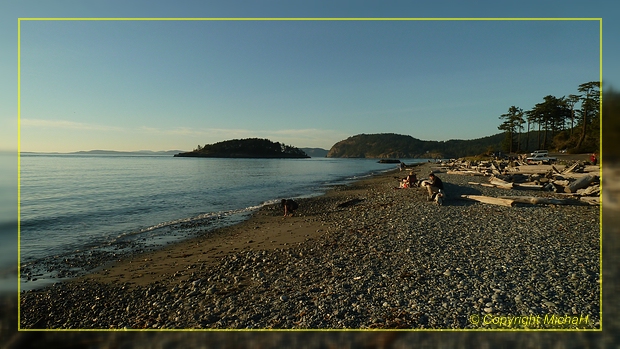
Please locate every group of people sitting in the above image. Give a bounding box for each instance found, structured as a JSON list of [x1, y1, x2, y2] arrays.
[[396, 170, 445, 204], [284, 170, 446, 217]]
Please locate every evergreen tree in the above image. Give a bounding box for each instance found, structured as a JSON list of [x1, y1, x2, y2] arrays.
[[576, 81, 600, 149], [498, 106, 523, 153]]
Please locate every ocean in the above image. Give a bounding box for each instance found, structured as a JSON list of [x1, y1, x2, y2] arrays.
[[17, 154, 425, 290]]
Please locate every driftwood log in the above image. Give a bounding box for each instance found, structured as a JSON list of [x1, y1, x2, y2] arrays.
[[579, 196, 600, 206], [468, 181, 497, 188], [499, 196, 590, 206], [489, 177, 514, 189], [513, 183, 544, 190], [565, 175, 597, 193], [447, 170, 485, 176], [562, 162, 580, 174], [460, 194, 597, 207], [576, 186, 601, 196], [460, 195, 515, 207], [488, 177, 543, 190]]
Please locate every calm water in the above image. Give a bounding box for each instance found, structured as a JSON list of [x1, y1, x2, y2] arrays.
[[19, 154, 424, 289]]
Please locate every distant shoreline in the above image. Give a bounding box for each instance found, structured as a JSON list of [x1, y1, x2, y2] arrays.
[[173, 152, 310, 159], [20, 150, 186, 156]]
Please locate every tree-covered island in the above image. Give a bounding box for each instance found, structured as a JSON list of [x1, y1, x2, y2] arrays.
[[174, 138, 310, 158]]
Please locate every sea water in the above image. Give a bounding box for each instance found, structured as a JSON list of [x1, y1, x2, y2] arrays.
[[17, 154, 426, 289]]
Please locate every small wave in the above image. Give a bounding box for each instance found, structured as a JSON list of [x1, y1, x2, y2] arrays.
[[111, 200, 278, 242]]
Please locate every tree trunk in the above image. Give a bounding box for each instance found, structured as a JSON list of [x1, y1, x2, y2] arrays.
[[543, 121, 548, 149], [526, 122, 530, 151], [577, 107, 587, 149]]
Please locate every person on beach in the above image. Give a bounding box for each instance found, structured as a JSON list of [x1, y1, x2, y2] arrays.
[[422, 173, 444, 201], [397, 178, 409, 189], [395, 171, 418, 189], [281, 199, 299, 217], [590, 153, 597, 165], [406, 171, 419, 187]]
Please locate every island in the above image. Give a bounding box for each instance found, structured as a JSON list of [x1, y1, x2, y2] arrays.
[[174, 138, 310, 158]]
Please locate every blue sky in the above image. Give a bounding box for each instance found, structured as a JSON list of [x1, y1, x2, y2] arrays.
[[0, 1, 616, 152]]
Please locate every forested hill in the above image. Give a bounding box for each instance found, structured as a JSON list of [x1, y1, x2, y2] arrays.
[[326, 133, 505, 159], [174, 138, 310, 158]]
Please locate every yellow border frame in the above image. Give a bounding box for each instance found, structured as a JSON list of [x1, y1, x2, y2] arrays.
[[17, 17, 603, 333]]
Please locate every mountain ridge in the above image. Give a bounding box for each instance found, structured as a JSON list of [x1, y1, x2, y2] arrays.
[[326, 133, 506, 159]]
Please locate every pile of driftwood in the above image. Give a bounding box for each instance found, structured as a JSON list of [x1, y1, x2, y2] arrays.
[[440, 160, 600, 207]]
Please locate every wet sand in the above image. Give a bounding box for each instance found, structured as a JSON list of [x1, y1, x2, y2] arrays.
[[84, 213, 327, 288]]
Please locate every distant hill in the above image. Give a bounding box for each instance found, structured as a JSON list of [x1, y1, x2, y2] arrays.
[[327, 133, 505, 159], [300, 148, 329, 158], [175, 138, 310, 158]]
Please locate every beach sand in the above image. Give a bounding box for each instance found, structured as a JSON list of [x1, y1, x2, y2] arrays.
[[84, 212, 326, 288], [19, 162, 601, 330]]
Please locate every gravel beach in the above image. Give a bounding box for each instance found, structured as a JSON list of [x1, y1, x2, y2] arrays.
[[19, 162, 601, 330]]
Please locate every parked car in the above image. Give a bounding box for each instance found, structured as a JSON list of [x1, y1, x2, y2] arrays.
[[530, 150, 549, 157], [526, 153, 557, 164]]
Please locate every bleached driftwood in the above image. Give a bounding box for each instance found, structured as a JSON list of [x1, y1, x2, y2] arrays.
[[579, 196, 600, 206], [562, 162, 581, 174], [447, 170, 485, 176], [489, 177, 514, 189], [460, 195, 515, 207], [499, 196, 590, 206], [468, 181, 497, 188], [565, 175, 597, 193], [576, 185, 601, 196], [513, 183, 544, 190], [553, 180, 571, 187]]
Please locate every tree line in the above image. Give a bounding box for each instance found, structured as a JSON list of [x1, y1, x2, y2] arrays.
[[498, 81, 600, 154]]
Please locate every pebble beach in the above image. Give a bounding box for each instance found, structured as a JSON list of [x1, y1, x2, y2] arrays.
[[19, 162, 601, 330]]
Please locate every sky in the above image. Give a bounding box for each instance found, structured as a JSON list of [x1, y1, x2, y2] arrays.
[[0, 1, 617, 153]]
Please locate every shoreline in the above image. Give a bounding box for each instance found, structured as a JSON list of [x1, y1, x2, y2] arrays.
[[80, 163, 426, 288], [20, 162, 601, 329], [18, 158, 403, 291]]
